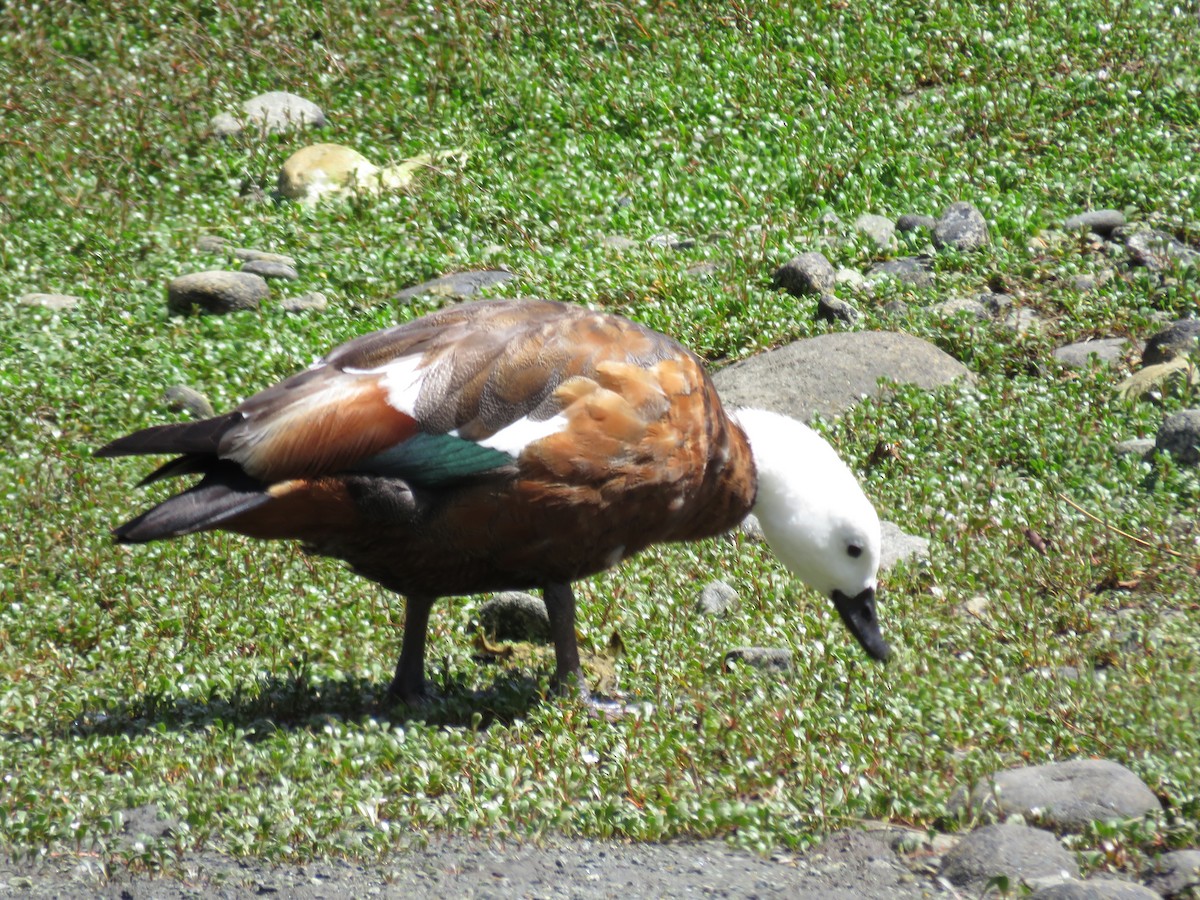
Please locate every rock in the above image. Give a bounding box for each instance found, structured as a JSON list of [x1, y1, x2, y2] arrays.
[[393, 269, 517, 302], [17, 292, 80, 311], [712, 331, 971, 423], [647, 232, 695, 250], [1124, 229, 1199, 271], [1144, 849, 1200, 898], [599, 235, 638, 251], [684, 261, 721, 280], [929, 296, 989, 319], [773, 251, 836, 296], [1064, 210, 1126, 238], [816, 294, 859, 325], [932, 201, 990, 252], [280, 291, 329, 313], [738, 513, 765, 542], [854, 214, 895, 248], [696, 581, 738, 616], [1029, 877, 1163, 899], [276, 144, 457, 205], [1142, 319, 1200, 366], [879, 522, 928, 572], [233, 248, 297, 266], [865, 256, 934, 289], [1156, 409, 1200, 465], [1004, 307, 1042, 334], [210, 91, 326, 137], [195, 235, 233, 253], [1113, 438, 1155, 458], [895, 214, 936, 234], [835, 267, 867, 291], [167, 270, 269, 315], [241, 259, 299, 280], [1053, 338, 1131, 368], [477, 592, 550, 643], [950, 759, 1161, 830], [724, 647, 793, 673], [938, 823, 1078, 893], [161, 385, 214, 420]]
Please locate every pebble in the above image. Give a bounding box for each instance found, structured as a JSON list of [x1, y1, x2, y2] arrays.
[[166, 270, 269, 315], [895, 214, 937, 233], [938, 823, 1078, 893], [280, 291, 329, 313], [477, 592, 550, 643], [949, 759, 1161, 830], [932, 201, 990, 252], [210, 91, 326, 137], [696, 580, 738, 616], [1142, 319, 1200, 365], [853, 213, 895, 248], [1053, 338, 1131, 367], [161, 385, 214, 419], [17, 292, 80, 311], [1156, 409, 1200, 465], [865, 256, 934, 288], [241, 259, 299, 280], [724, 647, 793, 673], [394, 270, 517, 302], [1064, 209, 1126, 237], [816, 293, 858, 325], [1143, 849, 1200, 898], [773, 251, 836, 296]]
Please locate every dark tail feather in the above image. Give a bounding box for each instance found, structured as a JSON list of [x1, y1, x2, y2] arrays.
[[137, 454, 212, 487], [113, 462, 270, 543], [96, 411, 244, 459]]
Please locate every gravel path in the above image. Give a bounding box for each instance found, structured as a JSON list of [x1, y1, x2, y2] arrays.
[[1, 829, 948, 898]]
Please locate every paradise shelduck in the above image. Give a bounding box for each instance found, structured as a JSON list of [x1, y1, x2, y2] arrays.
[[97, 298, 888, 707]]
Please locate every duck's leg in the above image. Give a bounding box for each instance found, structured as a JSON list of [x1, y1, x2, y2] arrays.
[[542, 581, 589, 697], [387, 594, 435, 704]]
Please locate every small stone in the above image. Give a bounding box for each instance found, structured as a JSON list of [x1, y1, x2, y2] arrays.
[[195, 235, 233, 254], [280, 292, 328, 313], [961, 595, 990, 619], [835, 268, 867, 291], [930, 296, 989, 319], [647, 232, 694, 250], [724, 647, 793, 673], [684, 261, 721, 280], [1156, 409, 1200, 465], [167, 270, 269, 316], [979, 292, 1014, 318], [161, 385, 214, 419], [1053, 338, 1131, 368], [1124, 229, 1199, 271], [895, 214, 936, 233], [773, 251, 836, 296], [879, 521, 929, 572], [933, 201, 990, 252], [1113, 438, 1155, 458], [938, 823, 1078, 893], [738, 513, 765, 542], [865, 256, 934, 289], [599, 235, 638, 251], [477, 592, 550, 643], [1142, 319, 1200, 366], [1004, 308, 1042, 334], [394, 270, 517, 302], [17, 292, 80, 311], [816, 293, 858, 325], [210, 91, 326, 137], [853, 213, 895, 248], [950, 759, 1161, 830], [242, 259, 299, 280], [1064, 209, 1126, 238], [233, 248, 298, 266], [1028, 877, 1163, 899], [696, 581, 738, 616], [1144, 849, 1200, 898]]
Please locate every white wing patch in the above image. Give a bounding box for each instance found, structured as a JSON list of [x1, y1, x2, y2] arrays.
[[460, 412, 571, 457], [344, 355, 427, 416]]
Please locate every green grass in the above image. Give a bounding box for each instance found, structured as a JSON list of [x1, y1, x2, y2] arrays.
[[2, 0, 1199, 874]]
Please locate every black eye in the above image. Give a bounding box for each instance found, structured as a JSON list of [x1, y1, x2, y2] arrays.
[[847, 544, 863, 558]]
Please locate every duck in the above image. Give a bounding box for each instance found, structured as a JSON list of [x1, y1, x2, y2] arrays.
[[97, 298, 888, 706]]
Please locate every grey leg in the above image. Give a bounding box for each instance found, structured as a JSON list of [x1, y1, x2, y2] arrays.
[[543, 582, 589, 697], [387, 594, 435, 704]]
